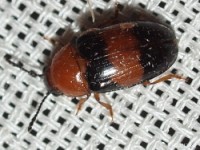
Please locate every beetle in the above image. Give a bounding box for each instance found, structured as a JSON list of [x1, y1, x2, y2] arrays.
[[4, 2, 185, 132]]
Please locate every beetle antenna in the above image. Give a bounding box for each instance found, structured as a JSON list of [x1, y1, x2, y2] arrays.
[[4, 54, 43, 77], [28, 91, 51, 132], [87, 0, 95, 22]]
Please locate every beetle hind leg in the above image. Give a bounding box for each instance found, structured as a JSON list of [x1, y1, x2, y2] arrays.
[[43, 36, 65, 46], [94, 93, 113, 121], [114, 0, 122, 19], [143, 74, 186, 85]]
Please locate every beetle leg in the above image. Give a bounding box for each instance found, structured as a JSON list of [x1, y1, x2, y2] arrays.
[[114, 0, 120, 19], [75, 97, 88, 115], [94, 93, 113, 121], [43, 36, 65, 46], [95, 1, 122, 28], [87, 0, 95, 22], [143, 74, 186, 85]]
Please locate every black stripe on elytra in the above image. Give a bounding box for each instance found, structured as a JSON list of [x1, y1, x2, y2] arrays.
[[133, 22, 178, 81], [76, 31, 106, 60], [86, 58, 122, 93], [76, 30, 122, 93]]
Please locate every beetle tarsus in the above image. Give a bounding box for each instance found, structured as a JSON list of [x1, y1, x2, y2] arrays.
[[76, 97, 88, 115], [94, 93, 113, 121], [143, 74, 186, 86]]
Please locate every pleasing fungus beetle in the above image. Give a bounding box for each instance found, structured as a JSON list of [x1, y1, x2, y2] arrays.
[[4, 2, 185, 132], [46, 22, 179, 96]]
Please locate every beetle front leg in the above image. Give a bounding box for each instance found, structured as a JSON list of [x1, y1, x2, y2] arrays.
[[143, 74, 186, 85], [94, 93, 113, 121]]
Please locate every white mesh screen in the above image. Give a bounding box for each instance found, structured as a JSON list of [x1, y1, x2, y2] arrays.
[[0, 0, 200, 149]]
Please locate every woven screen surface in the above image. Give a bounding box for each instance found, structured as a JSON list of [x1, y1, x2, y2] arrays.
[[0, 0, 200, 149]]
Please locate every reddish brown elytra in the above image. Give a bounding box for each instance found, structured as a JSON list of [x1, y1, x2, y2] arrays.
[[4, 1, 185, 132]]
